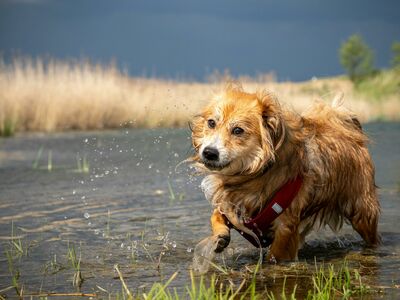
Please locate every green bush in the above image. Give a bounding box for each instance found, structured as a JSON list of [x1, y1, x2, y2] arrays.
[[355, 69, 400, 101], [339, 35, 375, 83], [391, 41, 400, 69]]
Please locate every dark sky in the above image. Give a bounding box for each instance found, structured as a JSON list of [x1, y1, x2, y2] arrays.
[[1, 0, 399, 81]]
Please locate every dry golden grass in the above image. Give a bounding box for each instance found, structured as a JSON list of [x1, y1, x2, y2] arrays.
[[1, 57, 399, 135]]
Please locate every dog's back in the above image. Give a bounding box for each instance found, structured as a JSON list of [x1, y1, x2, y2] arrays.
[[298, 101, 380, 245]]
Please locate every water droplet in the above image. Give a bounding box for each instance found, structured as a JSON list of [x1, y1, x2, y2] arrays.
[[174, 153, 179, 158], [84, 212, 90, 219], [84, 138, 88, 143], [187, 247, 193, 253], [120, 243, 124, 248], [172, 241, 177, 248], [81, 196, 86, 200], [94, 229, 100, 235], [154, 190, 164, 195], [72, 190, 76, 195]]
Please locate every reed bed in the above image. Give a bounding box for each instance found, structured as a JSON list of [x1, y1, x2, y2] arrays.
[[1, 57, 399, 135]]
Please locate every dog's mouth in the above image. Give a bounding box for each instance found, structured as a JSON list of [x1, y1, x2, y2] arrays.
[[202, 160, 230, 171]]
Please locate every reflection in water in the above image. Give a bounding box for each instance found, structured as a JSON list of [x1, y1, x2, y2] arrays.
[[0, 123, 399, 297]]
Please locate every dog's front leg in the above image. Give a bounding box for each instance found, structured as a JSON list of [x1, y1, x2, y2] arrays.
[[267, 222, 299, 262], [210, 209, 231, 253]]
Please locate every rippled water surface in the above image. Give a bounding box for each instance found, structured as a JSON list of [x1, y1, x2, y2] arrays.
[[0, 123, 399, 298]]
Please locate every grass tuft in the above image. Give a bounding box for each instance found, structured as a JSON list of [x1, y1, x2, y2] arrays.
[[0, 118, 16, 137], [67, 241, 83, 288], [167, 180, 185, 204], [76, 153, 90, 173], [32, 146, 44, 169], [306, 260, 369, 299]]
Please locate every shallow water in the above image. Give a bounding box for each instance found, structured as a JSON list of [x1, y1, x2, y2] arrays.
[[0, 123, 399, 298]]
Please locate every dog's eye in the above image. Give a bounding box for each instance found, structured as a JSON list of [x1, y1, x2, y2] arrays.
[[232, 127, 244, 135], [207, 119, 216, 129]]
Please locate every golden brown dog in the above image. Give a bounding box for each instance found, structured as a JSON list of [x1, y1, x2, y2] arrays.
[[190, 83, 380, 262]]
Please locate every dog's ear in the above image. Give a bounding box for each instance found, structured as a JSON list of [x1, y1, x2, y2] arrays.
[[259, 93, 286, 151], [262, 114, 285, 151], [190, 114, 205, 151]]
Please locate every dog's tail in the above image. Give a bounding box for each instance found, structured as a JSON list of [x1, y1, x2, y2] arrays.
[[331, 92, 363, 131]]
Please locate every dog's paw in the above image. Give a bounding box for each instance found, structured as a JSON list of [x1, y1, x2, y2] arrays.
[[214, 234, 230, 253]]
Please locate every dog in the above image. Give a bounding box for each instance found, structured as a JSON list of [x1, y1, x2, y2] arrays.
[[190, 83, 380, 263]]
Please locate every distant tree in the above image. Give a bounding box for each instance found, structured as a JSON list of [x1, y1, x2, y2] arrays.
[[339, 34, 375, 83], [391, 41, 400, 69]]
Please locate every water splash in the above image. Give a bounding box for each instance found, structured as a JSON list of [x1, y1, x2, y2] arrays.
[[192, 237, 218, 274]]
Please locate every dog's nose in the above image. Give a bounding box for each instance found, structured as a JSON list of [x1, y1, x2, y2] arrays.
[[202, 147, 219, 161]]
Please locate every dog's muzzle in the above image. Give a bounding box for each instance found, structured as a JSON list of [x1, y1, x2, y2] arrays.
[[202, 147, 219, 161], [201, 146, 229, 170]]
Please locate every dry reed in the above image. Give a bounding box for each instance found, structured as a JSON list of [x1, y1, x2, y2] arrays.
[[0, 57, 399, 135]]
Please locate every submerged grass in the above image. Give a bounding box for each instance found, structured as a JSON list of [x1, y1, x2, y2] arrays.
[[31, 146, 91, 173], [109, 260, 370, 300], [0, 57, 399, 136], [0, 223, 377, 300], [3, 222, 30, 298]]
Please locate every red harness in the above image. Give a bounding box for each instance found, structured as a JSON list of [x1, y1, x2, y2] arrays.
[[226, 176, 303, 248]]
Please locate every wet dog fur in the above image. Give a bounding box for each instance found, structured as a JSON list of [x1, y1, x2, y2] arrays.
[[190, 83, 380, 262]]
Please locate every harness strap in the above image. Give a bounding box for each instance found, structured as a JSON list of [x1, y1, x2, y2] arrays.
[[226, 176, 303, 248]]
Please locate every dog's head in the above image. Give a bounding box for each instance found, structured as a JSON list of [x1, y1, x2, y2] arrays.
[[191, 84, 285, 176]]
